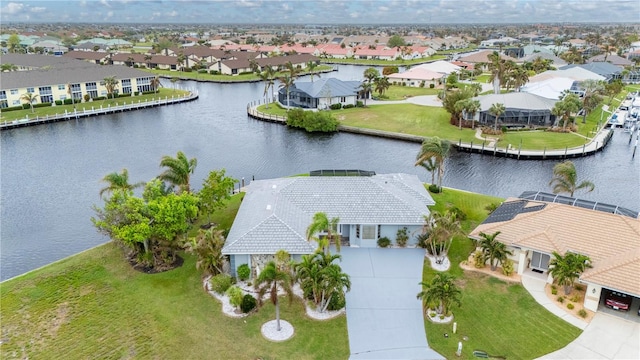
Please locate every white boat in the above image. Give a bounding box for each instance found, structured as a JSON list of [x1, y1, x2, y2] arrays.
[[608, 110, 627, 128]]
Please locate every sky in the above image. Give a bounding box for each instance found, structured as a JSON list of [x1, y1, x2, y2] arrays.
[[1, 0, 639, 24]]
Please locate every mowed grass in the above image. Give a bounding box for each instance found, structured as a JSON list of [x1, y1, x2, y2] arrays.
[[143, 65, 334, 82], [373, 85, 439, 100], [0, 246, 348, 360], [423, 187, 582, 359], [320, 55, 446, 66], [0, 88, 190, 123]]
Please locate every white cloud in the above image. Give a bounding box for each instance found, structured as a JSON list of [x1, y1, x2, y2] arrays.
[[30, 7, 46, 13], [100, 0, 111, 7], [2, 2, 24, 14], [379, 6, 389, 11], [106, 11, 113, 17], [167, 10, 178, 17]]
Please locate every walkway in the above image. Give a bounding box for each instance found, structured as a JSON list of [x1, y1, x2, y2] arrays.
[[521, 273, 640, 359], [339, 247, 443, 360]]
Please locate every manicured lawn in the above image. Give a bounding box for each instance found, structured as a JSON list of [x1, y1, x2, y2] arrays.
[[256, 103, 289, 117], [0, 88, 190, 123], [320, 55, 446, 66], [475, 74, 491, 84], [373, 85, 439, 100], [142, 65, 334, 82], [336, 104, 478, 143], [423, 187, 582, 359], [500, 130, 589, 150]]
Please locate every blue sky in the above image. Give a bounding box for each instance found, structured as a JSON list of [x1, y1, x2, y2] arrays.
[[2, 0, 638, 24]]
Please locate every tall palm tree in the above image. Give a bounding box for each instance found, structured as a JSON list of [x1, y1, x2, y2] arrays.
[[549, 161, 595, 197], [489, 103, 506, 131], [415, 137, 451, 191], [20, 92, 39, 113], [478, 231, 512, 271], [506, 65, 529, 92], [150, 76, 161, 94], [259, 67, 276, 108], [417, 157, 437, 186], [158, 151, 197, 194], [99, 168, 144, 197], [103, 76, 119, 99], [255, 260, 294, 332], [487, 51, 514, 94], [363, 67, 380, 84], [278, 73, 295, 109], [306, 212, 341, 254], [551, 93, 581, 130], [417, 273, 461, 316], [306, 60, 318, 82], [67, 83, 76, 110], [373, 76, 391, 97], [579, 79, 605, 124], [144, 54, 153, 68], [359, 81, 372, 106], [549, 251, 592, 295], [318, 262, 351, 312], [454, 98, 481, 130]]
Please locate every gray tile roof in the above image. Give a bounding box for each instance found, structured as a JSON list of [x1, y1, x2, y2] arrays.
[[560, 62, 622, 77], [474, 92, 557, 111], [1, 54, 154, 90], [222, 173, 435, 255], [293, 78, 361, 98]]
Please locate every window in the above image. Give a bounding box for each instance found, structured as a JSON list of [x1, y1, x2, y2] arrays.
[[11, 89, 18, 95], [362, 225, 376, 240], [86, 82, 98, 98], [121, 79, 132, 94], [136, 77, 152, 93], [38, 87, 53, 103], [0, 91, 6, 108], [340, 97, 346, 102], [58, 84, 66, 90], [12, 100, 20, 106], [27, 87, 34, 93]]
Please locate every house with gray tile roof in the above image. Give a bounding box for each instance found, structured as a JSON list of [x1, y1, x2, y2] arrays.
[[222, 173, 435, 277], [472, 92, 559, 128], [278, 78, 362, 109]]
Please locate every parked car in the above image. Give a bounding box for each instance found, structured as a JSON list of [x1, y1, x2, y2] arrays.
[[605, 290, 632, 311]]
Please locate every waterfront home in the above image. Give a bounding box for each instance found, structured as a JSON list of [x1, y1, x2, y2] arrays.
[[277, 77, 361, 109], [63, 50, 110, 65], [472, 92, 558, 128], [469, 192, 640, 313], [222, 173, 435, 277]]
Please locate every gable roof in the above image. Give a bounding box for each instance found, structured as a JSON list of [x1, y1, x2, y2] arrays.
[[415, 60, 461, 74], [474, 92, 557, 111], [388, 67, 443, 81], [587, 54, 633, 67], [293, 78, 361, 98], [222, 173, 435, 255], [469, 198, 640, 297], [457, 50, 517, 64], [560, 62, 622, 77]]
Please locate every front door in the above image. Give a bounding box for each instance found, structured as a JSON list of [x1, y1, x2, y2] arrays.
[[531, 251, 551, 271]]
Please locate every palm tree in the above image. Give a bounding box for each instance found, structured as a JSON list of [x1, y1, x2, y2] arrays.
[[417, 157, 437, 186], [278, 73, 295, 109], [549, 161, 595, 197], [67, 83, 76, 110], [103, 76, 119, 99], [424, 211, 463, 264], [415, 137, 451, 191], [255, 260, 294, 332], [359, 81, 372, 106], [306, 212, 341, 254], [488, 103, 506, 131], [506, 65, 529, 92], [144, 54, 153, 68], [549, 251, 592, 295], [170, 76, 179, 92], [478, 231, 512, 271], [158, 151, 197, 194], [306, 60, 319, 82], [417, 273, 461, 316], [363, 67, 380, 84], [373, 76, 391, 97], [183, 227, 226, 276], [579, 79, 605, 124], [317, 261, 351, 312], [20, 92, 39, 113], [145, 75, 159, 93], [259, 67, 276, 108], [99, 168, 145, 198], [454, 98, 481, 130], [551, 93, 581, 130], [487, 51, 514, 94]]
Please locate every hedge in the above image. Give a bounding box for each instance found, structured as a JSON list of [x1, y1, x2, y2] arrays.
[[1, 105, 24, 112], [33, 102, 52, 108], [286, 108, 339, 133]]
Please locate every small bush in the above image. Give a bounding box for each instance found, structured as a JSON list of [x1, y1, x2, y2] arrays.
[[142, 91, 155, 95], [118, 93, 132, 98], [22, 104, 31, 109], [327, 290, 346, 311], [329, 103, 342, 110], [551, 288, 558, 295], [566, 303, 574, 310], [396, 227, 409, 247], [198, 69, 208, 74], [210, 274, 233, 294], [183, 67, 193, 72], [428, 184, 441, 193], [575, 284, 584, 291], [33, 102, 52, 108], [1, 105, 23, 112], [420, 81, 425, 88], [501, 126, 508, 133], [236, 264, 250, 281], [570, 294, 580, 303], [226, 286, 243, 309], [84, 94, 91, 102], [55, 100, 63, 106], [557, 296, 565, 303], [92, 96, 106, 101], [210, 70, 219, 75], [286, 108, 339, 133], [133, 64, 139, 68], [578, 309, 587, 318], [501, 258, 514, 276], [343, 104, 355, 109], [356, 100, 364, 107], [448, 206, 467, 221], [63, 99, 73, 105], [134, 91, 140, 96], [416, 233, 429, 248], [377, 237, 391, 248], [485, 202, 500, 214], [241, 294, 257, 313], [429, 83, 435, 89], [473, 250, 485, 268]]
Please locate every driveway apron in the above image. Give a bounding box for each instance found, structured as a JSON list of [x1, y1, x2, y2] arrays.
[[339, 247, 444, 360]]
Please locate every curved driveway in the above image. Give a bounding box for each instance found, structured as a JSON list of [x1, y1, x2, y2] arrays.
[[339, 247, 444, 360]]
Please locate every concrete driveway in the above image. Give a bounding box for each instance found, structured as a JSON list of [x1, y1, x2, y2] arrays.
[[538, 312, 640, 359], [339, 247, 443, 360]]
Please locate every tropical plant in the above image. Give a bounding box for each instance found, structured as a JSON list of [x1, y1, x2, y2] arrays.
[[551, 92, 581, 130], [396, 227, 409, 247], [241, 294, 257, 313], [488, 103, 506, 131], [363, 67, 380, 84], [1, 63, 18, 72], [478, 231, 512, 271], [103, 76, 119, 99], [487, 51, 515, 94], [454, 98, 481, 129], [259, 66, 276, 108], [278, 73, 295, 109], [210, 273, 233, 293], [549, 160, 595, 197], [294, 251, 350, 312], [20, 92, 39, 113], [604, 80, 623, 105], [150, 76, 161, 94], [417, 157, 437, 186], [158, 151, 197, 194], [549, 251, 592, 295], [237, 263, 251, 281], [306, 60, 319, 82], [374, 76, 391, 96], [377, 237, 391, 248], [198, 169, 236, 223], [183, 227, 226, 276], [423, 211, 463, 264], [254, 259, 294, 331], [417, 273, 461, 316], [579, 79, 605, 124], [99, 168, 145, 198], [415, 137, 451, 191], [506, 65, 529, 92], [359, 81, 372, 106], [144, 54, 153, 68], [306, 212, 341, 254], [226, 285, 244, 310]]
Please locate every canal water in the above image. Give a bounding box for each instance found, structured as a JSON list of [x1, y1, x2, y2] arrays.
[[1, 65, 638, 281]]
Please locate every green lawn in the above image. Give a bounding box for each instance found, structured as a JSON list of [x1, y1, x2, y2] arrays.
[[423, 187, 582, 359], [0, 192, 349, 360], [142, 65, 334, 82], [320, 55, 446, 66], [256, 103, 289, 117], [0, 88, 190, 123], [373, 85, 439, 100], [475, 74, 491, 84]]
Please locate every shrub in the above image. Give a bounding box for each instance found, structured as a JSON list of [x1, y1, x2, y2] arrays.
[[329, 103, 342, 110], [226, 286, 243, 309], [570, 294, 581, 303], [416, 233, 429, 248], [382, 66, 399, 75], [575, 284, 584, 291], [198, 69, 208, 74], [92, 96, 106, 101], [1, 105, 24, 112], [285, 108, 339, 133], [474, 250, 485, 268], [134, 91, 140, 96], [343, 104, 355, 109], [501, 258, 514, 276], [551, 287, 558, 295], [241, 294, 257, 313], [210, 274, 233, 294], [429, 83, 435, 89], [578, 309, 587, 318], [420, 81, 425, 88], [118, 93, 132, 98], [142, 91, 155, 95], [356, 100, 364, 107], [133, 64, 139, 68], [63, 99, 73, 105], [236, 264, 250, 281], [55, 100, 63, 106], [210, 70, 219, 75], [84, 94, 91, 102], [448, 206, 467, 221], [33, 102, 52, 108], [377, 237, 391, 248], [566, 303, 575, 310], [395, 227, 409, 247], [183, 67, 193, 72], [327, 290, 346, 311], [428, 184, 441, 193], [557, 296, 565, 303], [501, 126, 508, 133], [238, 71, 253, 75], [22, 104, 31, 110], [485, 202, 500, 214]]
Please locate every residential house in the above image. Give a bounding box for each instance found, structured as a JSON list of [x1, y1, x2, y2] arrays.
[[560, 62, 623, 82], [472, 92, 558, 127], [218, 54, 317, 75], [352, 46, 398, 60], [469, 192, 640, 313], [278, 78, 361, 109], [587, 54, 633, 68], [221, 173, 435, 277], [457, 50, 518, 71], [63, 50, 111, 64]]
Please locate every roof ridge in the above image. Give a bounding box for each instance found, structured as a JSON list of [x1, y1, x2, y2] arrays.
[[222, 213, 280, 251], [582, 247, 640, 278]]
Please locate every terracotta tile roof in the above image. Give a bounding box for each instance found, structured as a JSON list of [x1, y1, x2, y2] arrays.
[[470, 198, 640, 296], [457, 50, 518, 64]]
